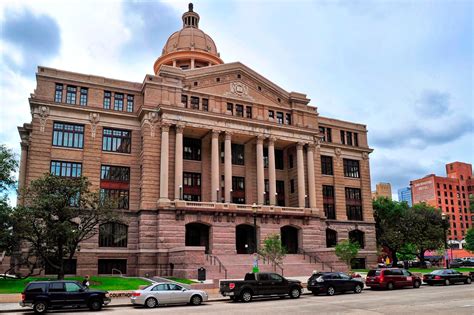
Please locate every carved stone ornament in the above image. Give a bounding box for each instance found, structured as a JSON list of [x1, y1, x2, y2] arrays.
[[335, 148, 342, 165], [35, 106, 49, 132], [143, 112, 160, 137], [224, 82, 254, 101], [314, 135, 323, 149], [362, 152, 369, 160], [89, 113, 100, 139]]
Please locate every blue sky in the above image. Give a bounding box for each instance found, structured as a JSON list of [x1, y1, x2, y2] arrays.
[[0, 0, 473, 203]]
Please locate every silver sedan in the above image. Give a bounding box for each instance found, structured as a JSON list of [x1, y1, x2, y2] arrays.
[[130, 282, 208, 308]]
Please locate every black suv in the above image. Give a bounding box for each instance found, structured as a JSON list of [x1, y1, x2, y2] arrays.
[[20, 280, 111, 313], [307, 272, 364, 296]]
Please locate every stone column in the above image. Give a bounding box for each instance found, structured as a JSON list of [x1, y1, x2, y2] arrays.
[[307, 143, 317, 208], [268, 137, 277, 206], [174, 124, 184, 200], [211, 130, 220, 202], [224, 131, 232, 203], [172, 59, 177, 67], [159, 122, 170, 202], [256, 136, 265, 204], [191, 58, 195, 69], [297, 142, 306, 208], [17, 142, 29, 205]]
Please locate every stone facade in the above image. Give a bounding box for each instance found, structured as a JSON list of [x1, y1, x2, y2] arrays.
[[12, 4, 377, 278]]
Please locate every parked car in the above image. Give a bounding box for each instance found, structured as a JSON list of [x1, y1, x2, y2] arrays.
[[20, 280, 110, 313], [449, 259, 463, 268], [409, 261, 432, 268], [220, 272, 302, 302], [307, 272, 364, 296], [365, 268, 422, 290], [461, 258, 474, 267], [131, 282, 207, 308], [423, 269, 472, 286]]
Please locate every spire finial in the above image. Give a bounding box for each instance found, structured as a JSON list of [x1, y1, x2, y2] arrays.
[[189, 3, 193, 12]]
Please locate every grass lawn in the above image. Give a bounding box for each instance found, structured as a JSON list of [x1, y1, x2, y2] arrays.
[[0, 276, 151, 294], [352, 267, 473, 274], [164, 277, 198, 285]]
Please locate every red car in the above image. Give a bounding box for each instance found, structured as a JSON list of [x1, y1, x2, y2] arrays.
[[366, 268, 422, 290]]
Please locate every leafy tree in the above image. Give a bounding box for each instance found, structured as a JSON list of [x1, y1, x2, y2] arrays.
[[0, 145, 18, 258], [0, 145, 18, 192], [259, 233, 287, 270], [396, 243, 417, 262], [335, 240, 360, 269], [465, 228, 474, 253], [13, 174, 121, 279], [469, 194, 474, 213]]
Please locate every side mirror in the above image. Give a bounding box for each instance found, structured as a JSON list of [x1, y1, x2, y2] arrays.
[[181, 288, 186, 291], [79, 288, 85, 292]]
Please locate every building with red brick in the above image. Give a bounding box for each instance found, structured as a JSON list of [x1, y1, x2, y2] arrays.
[[9, 4, 377, 278], [411, 162, 473, 248]]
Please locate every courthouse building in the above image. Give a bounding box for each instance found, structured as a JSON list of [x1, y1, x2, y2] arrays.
[[13, 4, 376, 278]]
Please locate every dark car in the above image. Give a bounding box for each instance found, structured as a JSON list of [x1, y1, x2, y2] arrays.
[[220, 272, 302, 302], [449, 260, 463, 268], [20, 280, 111, 313], [307, 272, 364, 296], [461, 259, 474, 267], [423, 269, 472, 286], [365, 268, 422, 290]]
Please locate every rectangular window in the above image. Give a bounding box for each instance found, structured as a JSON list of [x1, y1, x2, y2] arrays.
[[340, 130, 346, 145], [319, 126, 332, 143], [276, 112, 284, 124], [102, 128, 131, 153], [126, 95, 134, 112], [79, 88, 88, 106], [285, 113, 292, 125], [52, 122, 84, 149], [290, 179, 295, 193], [101, 165, 130, 182], [202, 98, 209, 111], [55, 83, 63, 102], [51, 161, 82, 178], [268, 110, 274, 119], [66, 86, 77, 104], [346, 131, 353, 146], [236, 104, 244, 117], [100, 165, 130, 209], [227, 103, 233, 114], [100, 189, 129, 209], [246, 106, 252, 118], [98, 259, 127, 275], [289, 154, 294, 168], [181, 94, 188, 108], [183, 172, 201, 201], [183, 138, 201, 161], [114, 93, 124, 111], [263, 147, 269, 168], [104, 91, 111, 109], [321, 156, 334, 175], [323, 185, 335, 219], [232, 143, 245, 165], [232, 176, 245, 204], [354, 133, 359, 147], [275, 149, 284, 170], [345, 187, 363, 221], [264, 179, 270, 205], [276, 180, 285, 206], [190, 96, 199, 109], [343, 159, 360, 178]]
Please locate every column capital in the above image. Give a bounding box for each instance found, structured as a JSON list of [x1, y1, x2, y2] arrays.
[[268, 136, 277, 145], [297, 142, 306, 149], [224, 131, 232, 140], [256, 134, 266, 144], [307, 143, 316, 152], [161, 120, 172, 132], [175, 123, 185, 133], [211, 129, 221, 138]]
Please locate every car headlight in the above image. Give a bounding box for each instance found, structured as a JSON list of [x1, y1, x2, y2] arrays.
[[105, 293, 110, 298]]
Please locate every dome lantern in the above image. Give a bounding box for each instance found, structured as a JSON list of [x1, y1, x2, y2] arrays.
[[182, 3, 199, 28]]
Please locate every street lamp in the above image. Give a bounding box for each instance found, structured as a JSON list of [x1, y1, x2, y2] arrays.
[[230, 189, 233, 204], [441, 213, 449, 268], [216, 188, 220, 203], [179, 185, 183, 200], [252, 203, 259, 273], [305, 194, 308, 208]]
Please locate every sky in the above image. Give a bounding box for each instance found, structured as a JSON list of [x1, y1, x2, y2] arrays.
[[0, 0, 473, 203]]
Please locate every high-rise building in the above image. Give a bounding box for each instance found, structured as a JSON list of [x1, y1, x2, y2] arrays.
[[10, 4, 377, 277], [372, 182, 392, 200], [398, 187, 412, 207], [411, 162, 473, 244]]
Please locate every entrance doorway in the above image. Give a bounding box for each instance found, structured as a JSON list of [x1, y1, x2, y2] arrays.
[[236, 224, 256, 254], [185, 223, 210, 254], [281, 225, 299, 254]]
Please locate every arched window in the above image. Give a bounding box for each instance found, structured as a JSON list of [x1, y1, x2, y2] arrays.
[[349, 229, 365, 249], [99, 223, 128, 247], [326, 228, 337, 248]]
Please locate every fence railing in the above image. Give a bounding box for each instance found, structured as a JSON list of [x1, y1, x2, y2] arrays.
[[298, 248, 334, 272], [206, 254, 228, 279]]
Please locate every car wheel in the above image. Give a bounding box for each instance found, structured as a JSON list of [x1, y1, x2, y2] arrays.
[[413, 281, 421, 289], [89, 299, 103, 311], [33, 301, 47, 314], [290, 287, 301, 299], [387, 282, 394, 290], [354, 284, 363, 294], [326, 286, 336, 296], [444, 279, 450, 286], [190, 295, 202, 306], [465, 278, 472, 284], [241, 291, 253, 303], [145, 297, 158, 308]]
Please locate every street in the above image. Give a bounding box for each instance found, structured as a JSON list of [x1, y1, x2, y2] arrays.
[[6, 284, 474, 315]]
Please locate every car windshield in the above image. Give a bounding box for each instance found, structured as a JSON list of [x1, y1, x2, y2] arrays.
[[142, 284, 155, 290], [430, 270, 445, 275], [367, 270, 381, 276]]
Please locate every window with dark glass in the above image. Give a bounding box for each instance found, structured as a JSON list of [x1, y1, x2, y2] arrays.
[[275, 149, 284, 170], [276, 180, 285, 206], [79, 88, 88, 106], [114, 93, 124, 111], [102, 128, 131, 153], [354, 133, 359, 147], [51, 161, 82, 178], [319, 126, 332, 143], [290, 179, 295, 193], [349, 230, 365, 249], [104, 91, 111, 109], [181, 94, 188, 108], [98, 259, 127, 275], [289, 154, 294, 168], [232, 176, 245, 204], [227, 103, 233, 114], [52, 122, 84, 149], [263, 148, 269, 168], [321, 156, 333, 175], [232, 143, 245, 165], [100, 189, 129, 209], [246, 106, 252, 118], [55, 83, 63, 102], [99, 223, 128, 247], [190, 96, 199, 109], [343, 159, 360, 178], [235, 104, 244, 117], [323, 185, 335, 219], [276, 112, 284, 124], [264, 179, 270, 205], [285, 113, 292, 125], [326, 229, 337, 247], [340, 130, 346, 144], [202, 98, 209, 111], [183, 172, 201, 201], [269, 110, 274, 119], [126, 95, 134, 112], [346, 187, 363, 221], [100, 165, 130, 209], [183, 138, 201, 161], [346, 131, 353, 146], [66, 86, 77, 104]]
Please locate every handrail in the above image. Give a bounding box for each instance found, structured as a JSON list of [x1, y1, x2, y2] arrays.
[[206, 254, 228, 279], [257, 253, 284, 276], [298, 248, 334, 272]]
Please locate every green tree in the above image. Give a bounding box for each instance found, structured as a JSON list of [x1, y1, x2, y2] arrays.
[[335, 240, 360, 269], [259, 233, 287, 270], [465, 228, 474, 252], [13, 174, 121, 279], [469, 194, 474, 213], [396, 243, 417, 262], [0, 145, 18, 256], [0, 145, 18, 192]]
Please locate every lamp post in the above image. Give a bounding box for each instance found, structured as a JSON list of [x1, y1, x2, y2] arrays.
[[252, 203, 259, 273], [230, 189, 233, 204], [179, 185, 183, 200], [263, 191, 267, 205], [441, 213, 449, 268], [216, 188, 220, 203], [305, 194, 308, 208]]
